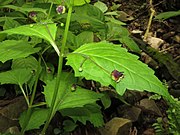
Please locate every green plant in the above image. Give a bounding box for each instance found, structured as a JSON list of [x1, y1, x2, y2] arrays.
[[0, 0, 177, 134], [153, 97, 180, 135]]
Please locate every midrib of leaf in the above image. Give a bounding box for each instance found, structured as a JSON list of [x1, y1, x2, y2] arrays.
[[56, 90, 97, 110], [56, 89, 100, 110], [56, 90, 71, 107], [9, 72, 18, 83], [28, 25, 53, 41], [2, 45, 34, 54], [2, 24, 55, 42]]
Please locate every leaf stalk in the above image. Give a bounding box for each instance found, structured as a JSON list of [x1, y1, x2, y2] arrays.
[[20, 57, 41, 135]]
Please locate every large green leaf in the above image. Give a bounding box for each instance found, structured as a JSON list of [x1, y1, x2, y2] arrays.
[[71, 4, 106, 32], [0, 17, 26, 23], [43, 72, 76, 107], [67, 31, 94, 50], [12, 56, 39, 71], [58, 87, 102, 110], [75, 31, 94, 47], [66, 42, 171, 100], [3, 18, 29, 41], [0, 23, 59, 55], [12, 56, 41, 91], [19, 108, 49, 131], [60, 104, 104, 127], [0, 40, 40, 63], [43, 72, 102, 110], [0, 68, 32, 85]]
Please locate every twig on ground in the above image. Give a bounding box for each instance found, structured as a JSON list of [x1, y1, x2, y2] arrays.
[[143, 0, 155, 41]]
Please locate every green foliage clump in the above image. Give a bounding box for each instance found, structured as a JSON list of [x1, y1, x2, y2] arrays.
[[153, 97, 180, 135]]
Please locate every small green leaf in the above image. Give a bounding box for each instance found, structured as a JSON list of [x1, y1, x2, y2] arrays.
[[66, 42, 171, 100], [155, 10, 180, 20], [63, 120, 78, 132], [0, 40, 40, 63], [73, 0, 90, 6], [107, 22, 129, 39], [105, 17, 126, 25], [107, 22, 140, 52], [94, 1, 108, 13], [100, 93, 111, 109], [19, 108, 49, 131], [0, 87, 6, 96], [61, 104, 104, 127], [0, 68, 32, 85]]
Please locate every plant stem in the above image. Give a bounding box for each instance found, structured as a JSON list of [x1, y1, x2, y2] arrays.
[[41, 2, 73, 135], [143, 0, 155, 41], [47, 2, 53, 20], [20, 57, 41, 135], [19, 84, 29, 106]]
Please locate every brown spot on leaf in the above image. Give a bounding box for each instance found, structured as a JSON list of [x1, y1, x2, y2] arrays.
[[111, 70, 124, 83]]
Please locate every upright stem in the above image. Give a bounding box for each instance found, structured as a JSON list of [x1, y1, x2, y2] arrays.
[[20, 57, 41, 135], [41, 3, 73, 135], [143, 0, 155, 41], [19, 84, 29, 106], [47, 2, 53, 20]]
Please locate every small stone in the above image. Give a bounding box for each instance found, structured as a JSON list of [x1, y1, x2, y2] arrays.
[[99, 117, 132, 135]]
